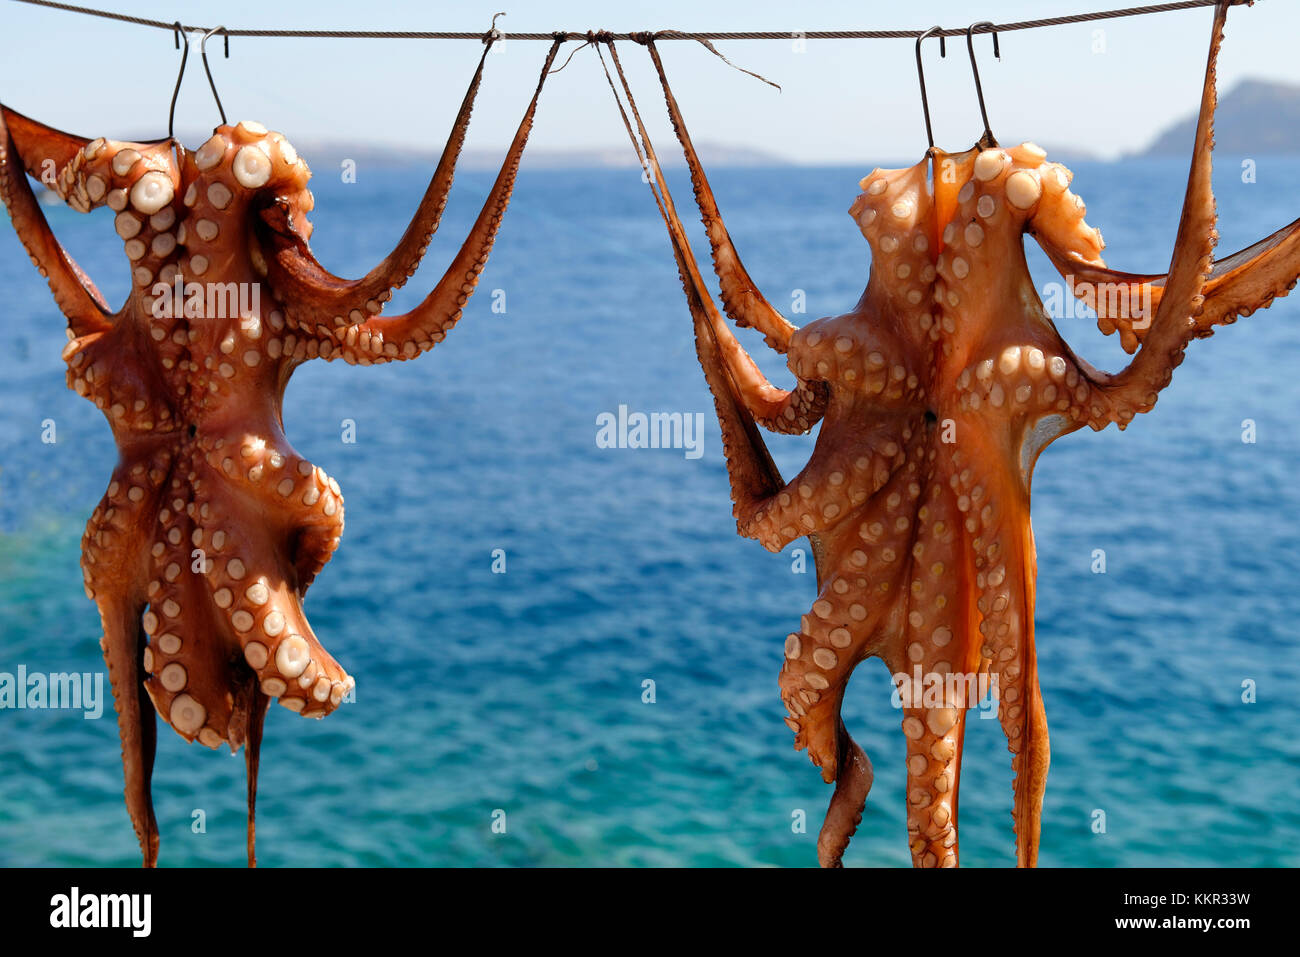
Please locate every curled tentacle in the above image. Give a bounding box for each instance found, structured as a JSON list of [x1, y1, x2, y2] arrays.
[[740, 411, 917, 553], [817, 721, 872, 868], [192, 444, 353, 720]]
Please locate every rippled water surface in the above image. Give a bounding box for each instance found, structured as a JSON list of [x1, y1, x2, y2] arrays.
[[1, 154, 1297, 867]]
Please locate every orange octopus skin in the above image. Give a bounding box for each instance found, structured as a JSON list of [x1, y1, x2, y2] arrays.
[[0, 39, 562, 866], [630, 4, 1299, 867]]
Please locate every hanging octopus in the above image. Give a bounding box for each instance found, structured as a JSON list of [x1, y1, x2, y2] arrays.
[[611, 3, 1300, 866], [0, 37, 562, 866]]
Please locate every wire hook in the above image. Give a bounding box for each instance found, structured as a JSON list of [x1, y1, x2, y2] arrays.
[[915, 26, 946, 153], [200, 27, 230, 128], [167, 25, 230, 139], [167, 21, 188, 139], [966, 21, 1000, 147]]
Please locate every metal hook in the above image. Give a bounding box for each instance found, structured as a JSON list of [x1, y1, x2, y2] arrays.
[[915, 26, 946, 153], [167, 22, 188, 139], [167, 25, 229, 139], [200, 27, 230, 128], [966, 21, 1000, 147]]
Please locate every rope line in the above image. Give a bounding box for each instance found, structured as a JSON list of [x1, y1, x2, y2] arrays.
[[8, 0, 1252, 41]]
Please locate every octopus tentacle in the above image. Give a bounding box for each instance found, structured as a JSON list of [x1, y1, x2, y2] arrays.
[[754, 381, 830, 436], [901, 701, 969, 868], [1033, 255, 1158, 355], [322, 39, 563, 364], [198, 433, 345, 593], [684, 260, 794, 538], [605, 51, 899, 865], [674, 280, 824, 433], [890, 455, 984, 868], [0, 106, 113, 334], [673, 216, 819, 437], [616, 95, 787, 513], [258, 40, 561, 361], [781, 571, 891, 782], [667, 224, 826, 433], [141, 496, 241, 748], [816, 720, 872, 868], [3, 106, 180, 247], [1041, 216, 1300, 352], [600, 39, 829, 436], [82, 451, 174, 867], [1, 106, 98, 181], [95, 597, 160, 867], [644, 41, 798, 354], [1018, 157, 1123, 335], [742, 413, 916, 552], [244, 682, 268, 868], [1188, 217, 1300, 332], [950, 427, 1051, 865], [194, 455, 353, 719], [982, 524, 1050, 867], [1080, 2, 1228, 428], [690, 258, 888, 863], [256, 43, 495, 330], [781, 440, 925, 809]]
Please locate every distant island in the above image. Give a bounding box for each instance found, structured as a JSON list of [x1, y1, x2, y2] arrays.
[[1137, 78, 1300, 156]]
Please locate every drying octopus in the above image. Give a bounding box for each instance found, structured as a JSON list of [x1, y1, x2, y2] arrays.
[[0, 38, 562, 865], [626, 4, 1300, 865]]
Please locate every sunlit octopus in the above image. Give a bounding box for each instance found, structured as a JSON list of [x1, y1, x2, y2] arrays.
[[624, 5, 1300, 865], [0, 38, 562, 865]]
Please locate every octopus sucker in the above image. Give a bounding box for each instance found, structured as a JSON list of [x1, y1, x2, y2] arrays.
[[615, 5, 1295, 867], [0, 37, 564, 865]]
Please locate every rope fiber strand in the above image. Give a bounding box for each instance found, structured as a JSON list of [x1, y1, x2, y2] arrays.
[[8, 0, 1253, 42]]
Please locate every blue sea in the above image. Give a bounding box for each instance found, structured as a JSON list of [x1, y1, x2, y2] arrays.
[[1, 151, 1298, 867]]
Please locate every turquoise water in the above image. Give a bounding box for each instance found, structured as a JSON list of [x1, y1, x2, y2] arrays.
[[1, 154, 1298, 867]]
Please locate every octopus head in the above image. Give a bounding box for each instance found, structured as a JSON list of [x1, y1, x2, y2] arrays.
[[188, 120, 315, 248]]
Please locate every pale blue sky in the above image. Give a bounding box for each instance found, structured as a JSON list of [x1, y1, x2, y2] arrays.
[[2, 0, 1296, 162]]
